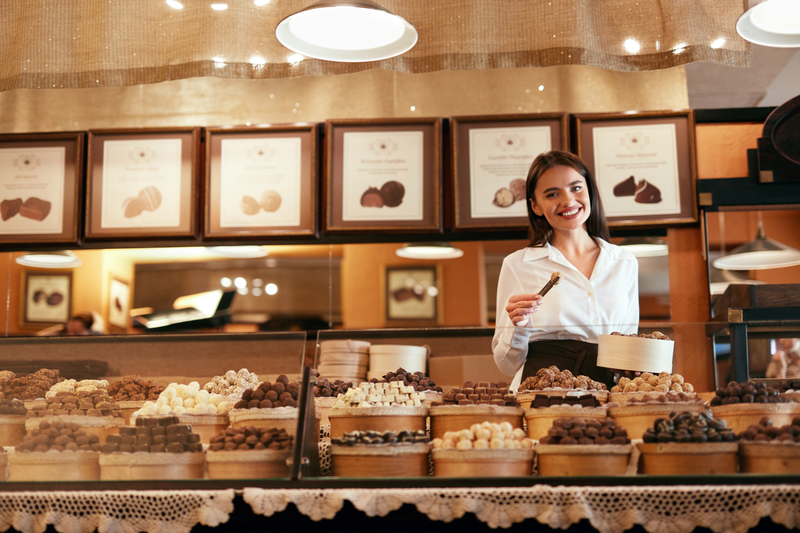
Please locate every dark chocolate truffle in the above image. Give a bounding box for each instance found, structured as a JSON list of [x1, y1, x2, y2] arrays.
[[613, 175, 637, 197], [380, 180, 405, 207], [360, 187, 384, 207]]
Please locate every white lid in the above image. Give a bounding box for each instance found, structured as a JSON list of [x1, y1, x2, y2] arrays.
[[369, 344, 428, 356], [319, 339, 371, 353]]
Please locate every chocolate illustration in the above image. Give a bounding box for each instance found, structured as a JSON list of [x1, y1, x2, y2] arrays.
[[115, 297, 123, 312], [360, 187, 384, 207], [393, 287, 424, 303], [613, 175, 637, 197], [493, 187, 515, 208], [509, 179, 526, 201], [259, 190, 282, 212], [47, 292, 64, 306], [137, 186, 162, 212], [33, 290, 47, 303], [240, 195, 260, 215], [380, 180, 405, 207], [123, 197, 144, 218], [19, 197, 51, 221], [634, 179, 662, 204], [0, 198, 23, 221]]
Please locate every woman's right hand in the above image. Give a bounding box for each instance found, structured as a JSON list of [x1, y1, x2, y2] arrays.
[[506, 294, 543, 326]]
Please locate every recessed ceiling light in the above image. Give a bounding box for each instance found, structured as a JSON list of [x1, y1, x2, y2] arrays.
[[624, 39, 640, 53], [288, 53, 304, 65], [396, 243, 464, 260], [673, 43, 687, 54], [166, 0, 183, 9], [710, 37, 726, 49], [211, 3, 228, 10], [250, 55, 266, 68], [254, 0, 270, 5]]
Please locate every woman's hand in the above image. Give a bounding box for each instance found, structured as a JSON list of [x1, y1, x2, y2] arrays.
[[506, 294, 543, 326]]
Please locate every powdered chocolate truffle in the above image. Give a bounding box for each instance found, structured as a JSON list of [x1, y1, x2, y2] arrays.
[[240, 195, 260, 215], [47, 292, 64, 306], [259, 190, 282, 212], [509, 179, 526, 201], [380, 180, 405, 207], [360, 187, 384, 207], [137, 186, 162, 211], [493, 187, 515, 208], [613, 175, 637, 197], [634, 180, 662, 204]]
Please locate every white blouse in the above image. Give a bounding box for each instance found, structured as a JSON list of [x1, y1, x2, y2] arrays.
[[492, 238, 639, 391]]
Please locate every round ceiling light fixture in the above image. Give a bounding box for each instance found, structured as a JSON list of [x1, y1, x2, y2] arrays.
[[618, 237, 669, 258], [712, 221, 800, 270], [736, 0, 800, 48], [396, 243, 464, 260], [15, 251, 83, 269], [205, 246, 269, 258], [276, 0, 418, 62]]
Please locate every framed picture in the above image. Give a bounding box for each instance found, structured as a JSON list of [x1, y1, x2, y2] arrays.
[[324, 118, 442, 234], [384, 265, 442, 326], [0, 132, 84, 245], [21, 271, 72, 327], [204, 124, 318, 239], [108, 278, 130, 330], [85, 127, 200, 240], [450, 113, 569, 230], [573, 110, 698, 227]]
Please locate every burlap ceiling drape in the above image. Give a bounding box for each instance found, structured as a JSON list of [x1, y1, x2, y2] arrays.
[[0, 0, 749, 91]]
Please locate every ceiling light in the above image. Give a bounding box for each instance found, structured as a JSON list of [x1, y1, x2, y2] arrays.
[[250, 56, 266, 68], [220, 277, 232, 288], [16, 251, 83, 269], [619, 237, 668, 258], [206, 246, 269, 258], [276, 0, 418, 62], [673, 43, 687, 54], [624, 39, 640, 53], [212, 56, 226, 68], [166, 0, 183, 9], [254, 0, 270, 4], [737, 0, 800, 48], [396, 243, 464, 260], [710, 37, 726, 49], [288, 53, 304, 65], [211, 3, 228, 10], [234, 277, 247, 288], [265, 283, 278, 295], [709, 268, 765, 296], [712, 219, 800, 270]]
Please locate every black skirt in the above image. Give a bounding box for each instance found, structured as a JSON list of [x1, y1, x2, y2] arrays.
[[521, 339, 614, 390]]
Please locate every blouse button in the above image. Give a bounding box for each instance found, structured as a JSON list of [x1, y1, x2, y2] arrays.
[[593, 319, 598, 325], [587, 292, 593, 298]]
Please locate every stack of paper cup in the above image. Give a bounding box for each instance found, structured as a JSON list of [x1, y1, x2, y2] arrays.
[[317, 340, 371, 384], [367, 344, 428, 381]]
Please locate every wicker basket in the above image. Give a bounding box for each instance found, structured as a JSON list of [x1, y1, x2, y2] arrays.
[[429, 405, 523, 439], [710, 403, 800, 434], [432, 448, 533, 477], [0, 415, 28, 446], [328, 406, 427, 438], [99, 452, 205, 480], [739, 441, 800, 474], [524, 407, 608, 440], [608, 402, 705, 439], [331, 443, 429, 477], [609, 391, 698, 404], [25, 416, 125, 442], [10, 451, 100, 481], [206, 449, 292, 479], [637, 442, 739, 475], [517, 389, 608, 409], [536, 444, 632, 476]]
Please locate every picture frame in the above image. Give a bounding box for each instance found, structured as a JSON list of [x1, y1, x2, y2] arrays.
[[573, 110, 698, 227], [85, 127, 200, 240], [450, 113, 569, 230], [108, 277, 131, 330], [203, 124, 318, 239], [21, 271, 72, 328], [0, 132, 84, 245], [324, 118, 442, 234], [384, 265, 442, 326]]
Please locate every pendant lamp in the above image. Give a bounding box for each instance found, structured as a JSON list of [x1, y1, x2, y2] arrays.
[[618, 237, 669, 258], [737, 0, 800, 48], [712, 218, 800, 270], [15, 251, 83, 268], [396, 243, 464, 260], [276, 0, 418, 62]]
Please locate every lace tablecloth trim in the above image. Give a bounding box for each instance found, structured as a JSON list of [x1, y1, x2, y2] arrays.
[[243, 485, 800, 532], [0, 490, 234, 533]]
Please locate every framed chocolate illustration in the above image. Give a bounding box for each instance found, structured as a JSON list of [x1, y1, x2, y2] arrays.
[[204, 124, 318, 239], [384, 265, 442, 326], [450, 113, 569, 230], [0, 132, 84, 245], [21, 271, 72, 327], [85, 127, 200, 240], [573, 110, 698, 227], [108, 277, 131, 330], [324, 118, 442, 234]]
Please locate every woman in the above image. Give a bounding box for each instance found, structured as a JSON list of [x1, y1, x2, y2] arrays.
[[766, 339, 800, 379], [492, 150, 639, 391]]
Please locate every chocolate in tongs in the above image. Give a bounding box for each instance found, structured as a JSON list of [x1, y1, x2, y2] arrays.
[[537, 271, 563, 297]]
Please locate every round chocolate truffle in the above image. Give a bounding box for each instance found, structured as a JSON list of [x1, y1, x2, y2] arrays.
[[380, 181, 405, 207], [493, 187, 515, 208], [240, 195, 260, 215], [509, 179, 526, 201], [47, 292, 64, 306], [123, 197, 143, 218], [259, 190, 282, 212], [360, 187, 384, 207], [137, 186, 162, 211]]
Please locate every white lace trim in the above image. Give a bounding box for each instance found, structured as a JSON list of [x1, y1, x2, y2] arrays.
[[0, 490, 234, 533], [243, 485, 800, 532], [25, 416, 125, 430]]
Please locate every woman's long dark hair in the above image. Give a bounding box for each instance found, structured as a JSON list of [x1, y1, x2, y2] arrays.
[[525, 150, 610, 247]]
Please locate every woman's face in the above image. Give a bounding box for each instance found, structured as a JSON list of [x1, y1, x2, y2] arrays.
[[530, 165, 591, 232]]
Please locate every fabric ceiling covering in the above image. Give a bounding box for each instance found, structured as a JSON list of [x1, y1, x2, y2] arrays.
[[0, 0, 749, 92]]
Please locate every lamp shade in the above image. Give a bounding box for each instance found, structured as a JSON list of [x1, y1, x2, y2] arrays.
[[712, 223, 800, 270], [396, 243, 464, 260], [276, 0, 418, 62], [736, 0, 800, 48], [15, 251, 83, 269], [619, 237, 668, 258]]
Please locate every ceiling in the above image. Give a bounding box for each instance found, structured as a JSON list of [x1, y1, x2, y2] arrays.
[[686, 44, 800, 109]]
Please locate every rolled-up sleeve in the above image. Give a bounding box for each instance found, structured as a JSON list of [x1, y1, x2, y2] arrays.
[[492, 258, 534, 377]]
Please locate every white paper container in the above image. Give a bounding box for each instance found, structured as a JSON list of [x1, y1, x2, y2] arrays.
[[369, 344, 428, 356], [320, 340, 371, 354], [369, 352, 427, 375], [597, 334, 674, 373], [318, 353, 370, 365]]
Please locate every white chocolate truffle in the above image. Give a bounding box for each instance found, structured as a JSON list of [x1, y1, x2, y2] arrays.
[[193, 402, 209, 414], [473, 439, 490, 449], [183, 398, 196, 410], [431, 438, 444, 449], [206, 403, 218, 414], [208, 394, 223, 406], [172, 405, 187, 415], [489, 438, 505, 449], [456, 439, 473, 449], [158, 404, 172, 415], [217, 402, 231, 415], [169, 397, 184, 408]]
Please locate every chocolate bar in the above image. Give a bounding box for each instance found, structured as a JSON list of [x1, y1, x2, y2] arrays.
[[0, 198, 22, 221], [18, 197, 51, 221]]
